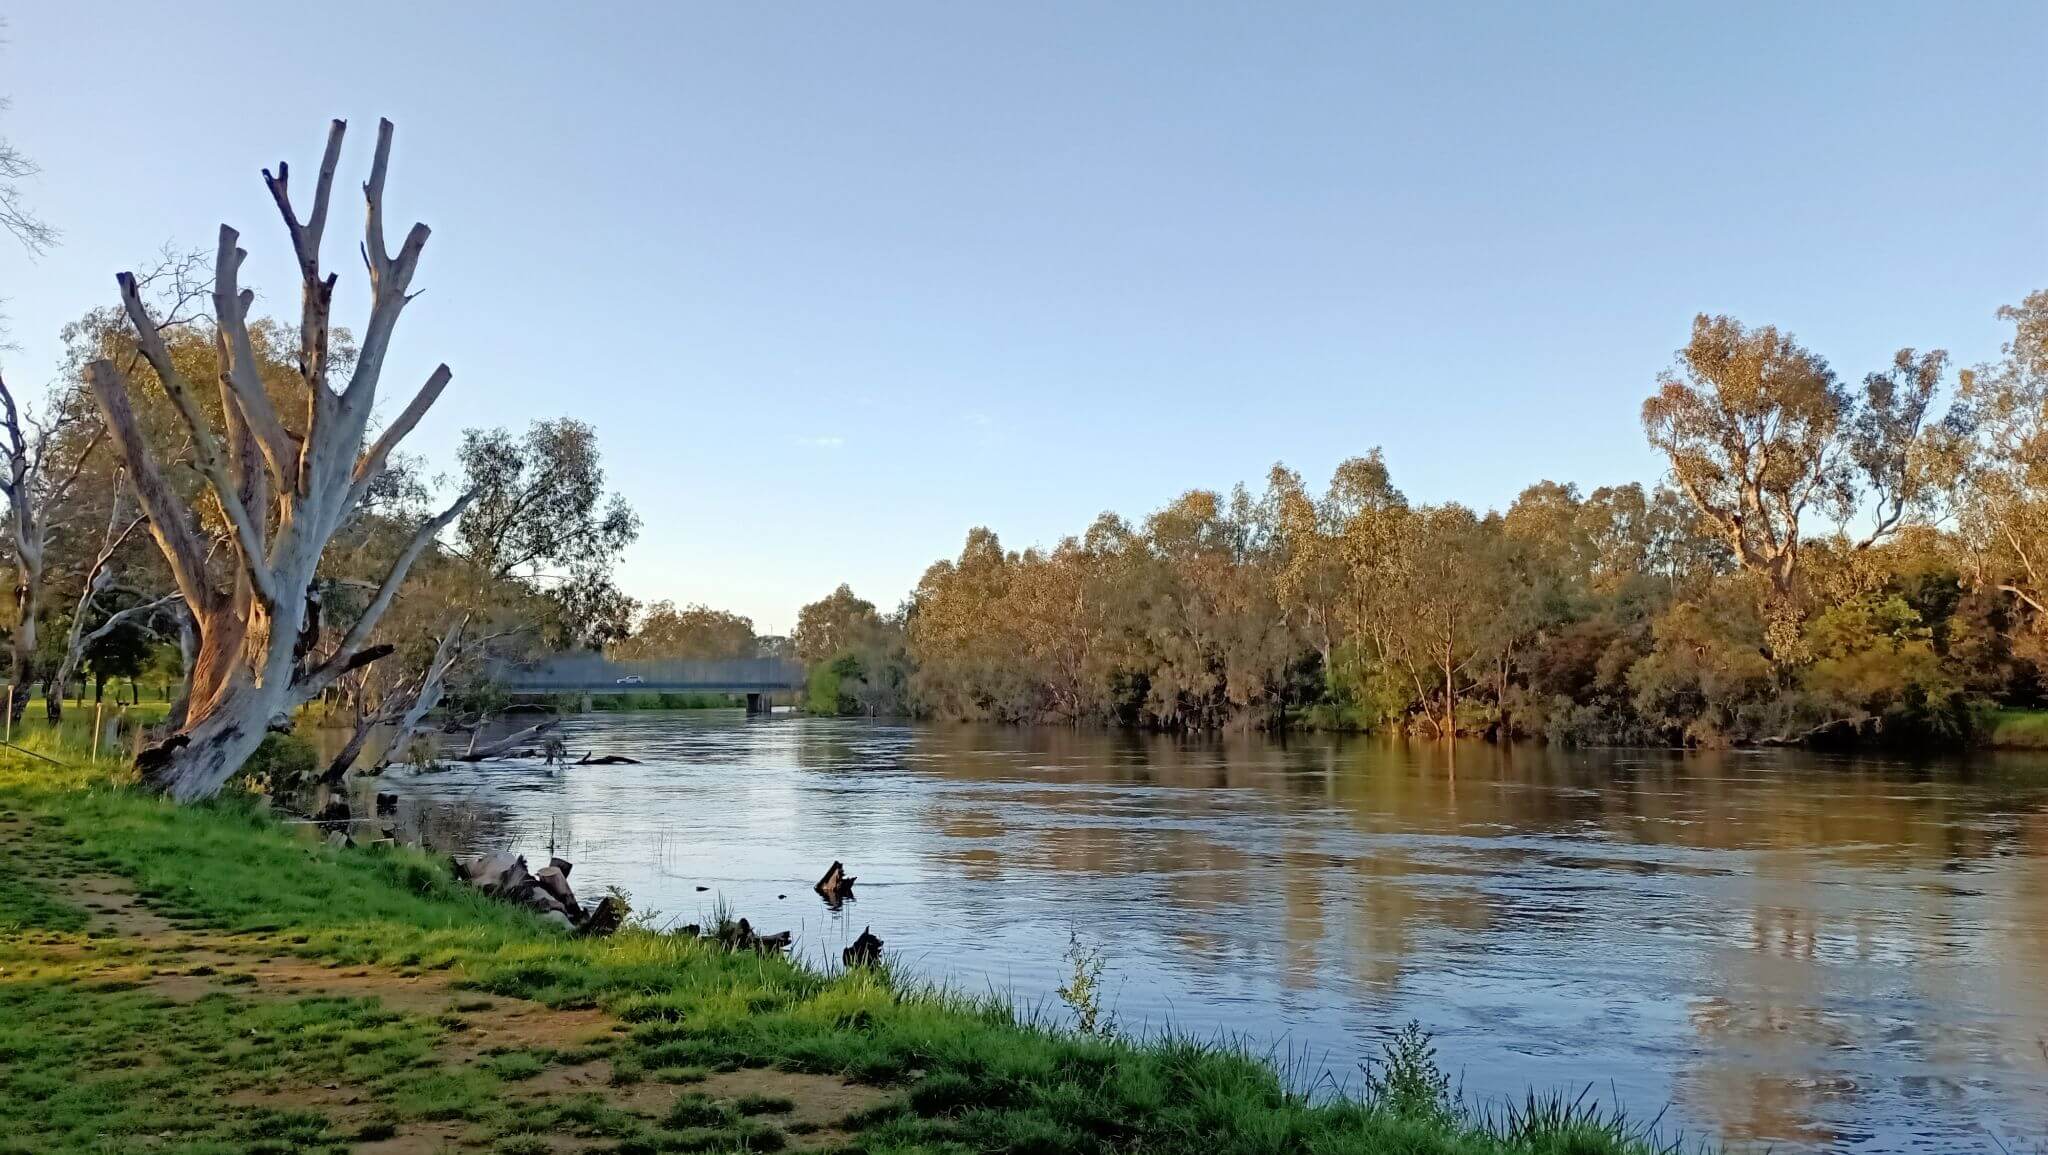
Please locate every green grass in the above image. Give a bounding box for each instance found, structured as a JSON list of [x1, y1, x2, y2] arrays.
[[0, 699, 172, 765], [0, 759, 1681, 1155], [1980, 707, 2048, 749]]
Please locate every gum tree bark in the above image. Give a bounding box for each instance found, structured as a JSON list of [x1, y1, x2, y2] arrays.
[[85, 119, 470, 801]]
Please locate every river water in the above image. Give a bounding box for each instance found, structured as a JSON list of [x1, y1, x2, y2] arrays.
[[356, 711, 2048, 1152]]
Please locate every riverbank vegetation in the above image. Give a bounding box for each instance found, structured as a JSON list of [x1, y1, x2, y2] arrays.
[[796, 296, 2048, 748], [0, 756, 1681, 1154]]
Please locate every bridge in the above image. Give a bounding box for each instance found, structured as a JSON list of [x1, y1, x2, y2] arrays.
[[490, 655, 807, 713]]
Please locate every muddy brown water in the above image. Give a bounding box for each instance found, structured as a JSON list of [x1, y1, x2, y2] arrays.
[[346, 712, 2048, 1153]]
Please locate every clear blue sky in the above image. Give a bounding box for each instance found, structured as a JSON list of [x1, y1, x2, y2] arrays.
[[2, 2, 2042, 633]]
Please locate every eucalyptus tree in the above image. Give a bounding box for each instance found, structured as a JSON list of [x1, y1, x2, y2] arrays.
[[1955, 291, 2048, 617], [85, 119, 470, 801], [455, 417, 639, 650], [1641, 315, 1850, 604], [610, 601, 756, 660], [792, 583, 884, 666]]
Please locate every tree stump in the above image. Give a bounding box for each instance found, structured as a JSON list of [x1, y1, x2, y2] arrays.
[[842, 926, 884, 969], [576, 896, 625, 938], [814, 860, 857, 907]]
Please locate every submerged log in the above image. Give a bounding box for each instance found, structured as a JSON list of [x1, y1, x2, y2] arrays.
[[842, 926, 884, 969], [574, 752, 642, 765], [814, 860, 857, 906]]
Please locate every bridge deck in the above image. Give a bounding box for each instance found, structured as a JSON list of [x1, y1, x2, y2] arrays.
[[489, 655, 805, 693]]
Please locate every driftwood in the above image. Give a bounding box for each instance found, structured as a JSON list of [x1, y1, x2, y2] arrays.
[[453, 719, 561, 762], [534, 859, 583, 921], [718, 917, 792, 955], [843, 926, 884, 969], [814, 860, 856, 906], [452, 850, 620, 937], [575, 752, 641, 766], [374, 792, 398, 815], [328, 619, 471, 783]]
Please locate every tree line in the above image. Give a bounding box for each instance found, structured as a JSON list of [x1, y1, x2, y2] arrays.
[[2, 110, 2040, 803], [793, 295, 2048, 747]]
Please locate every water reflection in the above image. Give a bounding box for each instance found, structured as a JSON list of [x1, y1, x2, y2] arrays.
[[354, 713, 2048, 1152]]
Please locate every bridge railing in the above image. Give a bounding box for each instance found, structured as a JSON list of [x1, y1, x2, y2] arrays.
[[487, 655, 806, 690]]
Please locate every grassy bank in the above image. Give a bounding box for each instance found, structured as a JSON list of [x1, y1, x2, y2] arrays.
[[0, 759, 1679, 1155], [1978, 707, 2048, 750]]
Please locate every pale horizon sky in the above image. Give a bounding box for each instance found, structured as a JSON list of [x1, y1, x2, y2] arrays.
[[2, 3, 2042, 634]]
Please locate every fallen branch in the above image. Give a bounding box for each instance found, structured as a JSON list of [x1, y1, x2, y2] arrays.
[[0, 739, 68, 767], [453, 719, 561, 762]]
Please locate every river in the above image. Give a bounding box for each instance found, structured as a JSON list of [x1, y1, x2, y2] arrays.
[[353, 711, 2048, 1153]]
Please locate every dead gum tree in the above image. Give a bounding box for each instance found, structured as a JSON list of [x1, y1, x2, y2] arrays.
[[85, 119, 469, 801]]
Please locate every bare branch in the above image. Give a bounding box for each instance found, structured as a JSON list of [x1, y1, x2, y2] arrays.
[[352, 363, 450, 497], [291, 489, 473, 702], [263, 120, 345, 275], [210, 226, 297, 479], [83, 360, 217, 611], [77, 593, 182, 649], [347, 119, 430, 405], [113, 271, 278, 604], [266, 119, 346, 397]]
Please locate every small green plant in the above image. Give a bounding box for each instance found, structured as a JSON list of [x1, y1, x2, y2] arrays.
[[1362, 1020, 1455, 1124], [1054, 928, 1114, 1036]]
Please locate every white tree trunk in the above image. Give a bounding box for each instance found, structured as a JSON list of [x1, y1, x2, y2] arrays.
[[86, 119, 470, 802]]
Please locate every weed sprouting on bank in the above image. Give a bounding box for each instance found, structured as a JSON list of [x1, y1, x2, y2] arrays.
[[1054, 927, 1115, 1037], [1363, 1020, 1456, 1125]]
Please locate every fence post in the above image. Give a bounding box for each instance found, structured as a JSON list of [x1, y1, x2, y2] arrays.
[[93, 700, 104, 760], [3, 683, 10, 746]]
